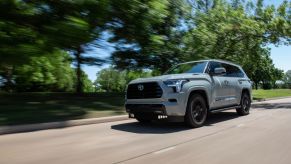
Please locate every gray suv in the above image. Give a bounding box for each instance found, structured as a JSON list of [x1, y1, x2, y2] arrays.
[[125, 60, 252, 128]]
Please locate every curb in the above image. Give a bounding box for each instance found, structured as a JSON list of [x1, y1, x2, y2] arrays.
[[0, 115, 128, 135]]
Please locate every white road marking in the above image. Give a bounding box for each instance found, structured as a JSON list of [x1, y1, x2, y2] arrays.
[[153, 146, 176, 154], [236, 124, 245, 127]]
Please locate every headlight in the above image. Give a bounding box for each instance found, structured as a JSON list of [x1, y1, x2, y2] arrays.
[[163, 79, 189, 92]]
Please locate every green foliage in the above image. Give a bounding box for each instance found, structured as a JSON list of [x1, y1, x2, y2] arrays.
[[0, 0, 290, 92], [78, 71, 94, 93], [13, 51, 75, 92], [1, 50, 94, 92], [94, 68, 151, 92], [0, 0, 109, 93], [110, 0, 191, 72], [110, 0, 290, 85], [35, 0, 109, 93], [0, 1, 46, 66], [283, 70, 291, 89]]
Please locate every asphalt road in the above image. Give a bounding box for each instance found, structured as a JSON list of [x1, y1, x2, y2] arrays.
[[1, 98, 291, 164]]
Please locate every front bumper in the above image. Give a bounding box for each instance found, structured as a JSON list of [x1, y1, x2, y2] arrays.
[[125, 80, 188, 121], [125, 93, 186, 115], [125, 103, 184, 122]]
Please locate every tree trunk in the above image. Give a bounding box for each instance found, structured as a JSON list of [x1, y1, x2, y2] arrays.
[[255, 82, 258, 90], [2, 65, 14, 92], [76, 47, 83, 94]]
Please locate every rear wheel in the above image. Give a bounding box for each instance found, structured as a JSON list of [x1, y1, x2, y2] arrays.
[[236, 92, 251, 116], [185, 94, 208, 128]]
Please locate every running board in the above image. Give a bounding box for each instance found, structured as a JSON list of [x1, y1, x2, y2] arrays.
[[210, 105, 241, 114]]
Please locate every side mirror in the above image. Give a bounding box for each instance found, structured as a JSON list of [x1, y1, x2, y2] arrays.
[[213, 67, 226, 75]]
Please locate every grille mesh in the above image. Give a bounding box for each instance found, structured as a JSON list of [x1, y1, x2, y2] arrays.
[[127, 82, 163, 99]]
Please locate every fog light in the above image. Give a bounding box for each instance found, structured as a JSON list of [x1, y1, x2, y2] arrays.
[[129, 113, 134, 118]]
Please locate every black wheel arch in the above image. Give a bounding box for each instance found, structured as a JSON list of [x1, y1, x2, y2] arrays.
[[241, 88, 251, 99], [187, 90, 209, 112]]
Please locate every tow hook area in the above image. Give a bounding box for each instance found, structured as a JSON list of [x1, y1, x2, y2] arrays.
[[157, 115, 168, 119], [128, 113, 168, 120]]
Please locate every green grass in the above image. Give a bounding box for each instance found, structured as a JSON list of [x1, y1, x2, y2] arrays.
[[0, 93, 125, 126], [253, 89, 291, 100]]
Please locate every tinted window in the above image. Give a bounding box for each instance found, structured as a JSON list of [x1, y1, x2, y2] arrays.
[[165, 62, 207, 74], [208, 62, 245, 77], [221, 63, 244, 77], [235, 67, 245, 77], [208, 61, 223, 74]]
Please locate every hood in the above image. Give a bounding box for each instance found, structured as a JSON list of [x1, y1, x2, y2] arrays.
[[129, 73, 204, 84]]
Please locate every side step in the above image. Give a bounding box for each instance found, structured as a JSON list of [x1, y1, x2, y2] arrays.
[[210, 105, 241, 114]]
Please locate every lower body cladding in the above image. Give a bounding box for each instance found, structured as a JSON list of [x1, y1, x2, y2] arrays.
[[125, 99, 186, 122]]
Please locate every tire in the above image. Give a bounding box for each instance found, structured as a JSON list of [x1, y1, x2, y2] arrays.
[[236, 92, 251, 116], [185, 94, 208, 128]]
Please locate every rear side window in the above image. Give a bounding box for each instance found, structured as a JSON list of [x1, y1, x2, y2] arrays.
[[221, 63, 245, 78]]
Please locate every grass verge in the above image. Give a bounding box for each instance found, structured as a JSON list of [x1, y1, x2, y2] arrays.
[[252, 89, 291, 100], [0, 93, 125, 126]]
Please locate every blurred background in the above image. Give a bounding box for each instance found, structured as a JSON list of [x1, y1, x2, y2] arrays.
[[0, 0, 290, 126]]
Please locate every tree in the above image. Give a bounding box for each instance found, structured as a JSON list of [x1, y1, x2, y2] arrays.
[[35, 0, 110, 93], [0, 0, 111, 93], [76, 70, 94, 93], [0, 0, 49, 91], [12, 51, 75, 92], [109, 0, 290, 76], [270, 67, 284, 88], [182, 0, 290, 89], [283, 70, 291, 89], [94, 68, 151, 92], [109, 0, 191, 73]]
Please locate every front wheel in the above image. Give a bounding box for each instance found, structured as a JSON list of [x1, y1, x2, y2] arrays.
[[185, 94, 208, 128], [236, 92, 251, 116]]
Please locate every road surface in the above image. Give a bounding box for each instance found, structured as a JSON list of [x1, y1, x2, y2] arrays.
[[1, 98, 291, 164]]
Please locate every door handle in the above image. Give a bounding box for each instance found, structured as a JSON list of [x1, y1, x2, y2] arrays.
[[238, 79, 244, 84]]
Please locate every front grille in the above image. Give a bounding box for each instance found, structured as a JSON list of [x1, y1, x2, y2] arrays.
[[127, 82, 163, 99]]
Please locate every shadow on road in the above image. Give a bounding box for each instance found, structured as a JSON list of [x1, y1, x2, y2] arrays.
[[205, 112, 239, 126], [251, 103, 291, 110], [111, 111, 240, 134], [111, 121, 189, 134]]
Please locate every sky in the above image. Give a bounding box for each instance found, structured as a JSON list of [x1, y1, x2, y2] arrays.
[[83, 0, 291, 82]]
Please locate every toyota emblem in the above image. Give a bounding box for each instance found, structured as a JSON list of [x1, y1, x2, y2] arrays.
[[137, 84, 144, 91]]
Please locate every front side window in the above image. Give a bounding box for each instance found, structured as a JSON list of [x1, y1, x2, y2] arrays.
[[208, 61, 222, 74], [165, 62, 208, 75]]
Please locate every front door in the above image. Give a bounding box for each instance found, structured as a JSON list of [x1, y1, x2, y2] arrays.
[[208, 61, 232, 109]]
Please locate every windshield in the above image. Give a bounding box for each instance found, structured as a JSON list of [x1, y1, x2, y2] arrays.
[[164, 61, 207, 75]]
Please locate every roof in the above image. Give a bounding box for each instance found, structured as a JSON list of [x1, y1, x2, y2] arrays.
[[179, 59, 241, 67]]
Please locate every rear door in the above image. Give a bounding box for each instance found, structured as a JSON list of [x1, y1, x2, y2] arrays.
[[221, 63, 241, 105]]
